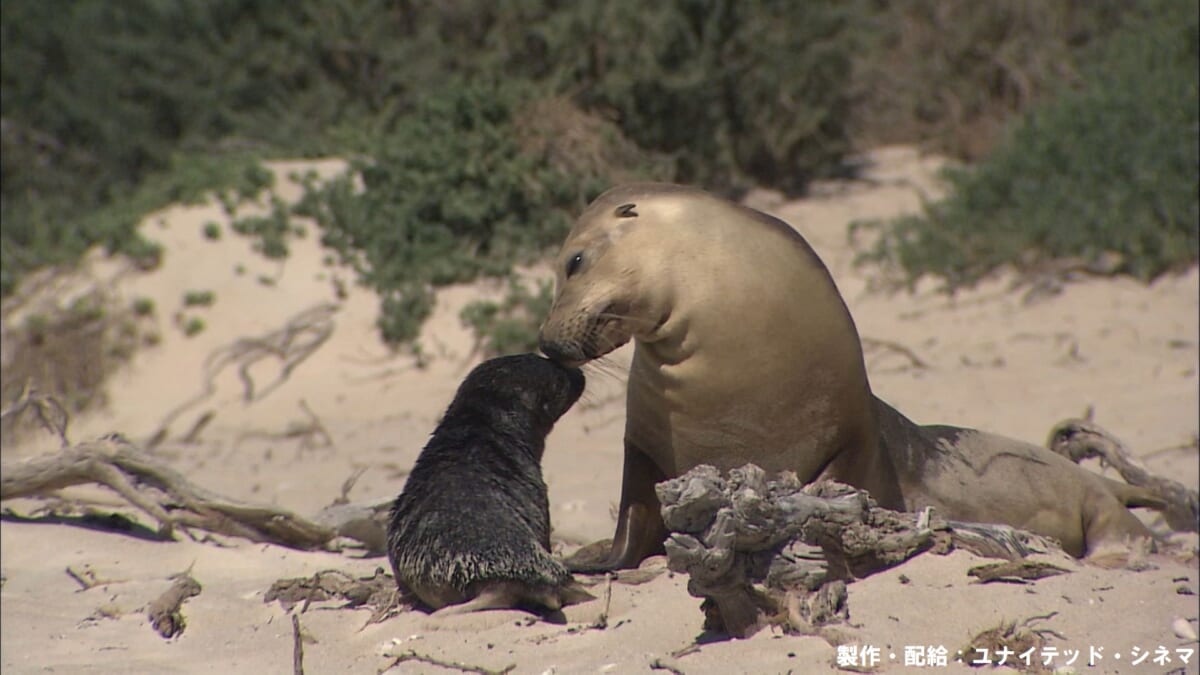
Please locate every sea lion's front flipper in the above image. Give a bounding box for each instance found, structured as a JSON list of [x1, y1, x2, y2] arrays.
[[566, 446, 667, 572]]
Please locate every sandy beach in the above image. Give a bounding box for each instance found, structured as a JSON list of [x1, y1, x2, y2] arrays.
[[2, 147, 1196, 674]]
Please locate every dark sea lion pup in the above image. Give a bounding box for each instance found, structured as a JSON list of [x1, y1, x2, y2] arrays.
[[386, 354, 593, 616]]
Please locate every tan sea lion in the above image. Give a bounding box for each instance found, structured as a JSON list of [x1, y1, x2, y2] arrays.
[[538, 183, 1159, 568]]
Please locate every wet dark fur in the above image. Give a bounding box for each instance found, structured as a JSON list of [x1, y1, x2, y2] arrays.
[[386, 354, 586, 611]]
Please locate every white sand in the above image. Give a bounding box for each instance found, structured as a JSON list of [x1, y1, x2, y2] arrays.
[[2, 148, 1197, 674]]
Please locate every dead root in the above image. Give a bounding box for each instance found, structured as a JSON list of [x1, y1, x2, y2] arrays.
[[656, 464, 1065, 639], [960, 613, 1064, 673], [379, 650, 515, 675], [265, 567, 406, 627], [146, 570, 202, 639], [148, 302, 337, 448], [967, 560, 1071, 585], [0, 382, 70, 448]]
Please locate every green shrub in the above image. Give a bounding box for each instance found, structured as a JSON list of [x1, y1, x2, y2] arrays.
[[482, 1, 857, 194], [182, 290, 216, 307], [181, 316, 206, 337], [460, 278, 554, 357], [858, 0, 1199, 289], [202, 222, 222, 241], [131, 297, 156, 317], [231, 197, 293, 260], [848, 0, 1135, 160], [302, 81, 652, 345]]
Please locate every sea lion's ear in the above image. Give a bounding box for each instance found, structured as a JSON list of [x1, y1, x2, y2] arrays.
[[614, 203, 638, 218]]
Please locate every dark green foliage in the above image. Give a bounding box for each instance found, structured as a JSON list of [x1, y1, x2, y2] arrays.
[[2, 0, 390, 295], [461, 278, 555, 357], [477, 1, 858, 194], [849, 0, 1136, 160], [181, 316, 206, 337], [3, 0, 860, 300], [132, 297, 156, 317], [859, 1, 1199, 289], [182, 290, 215, 307], [231, 197, 293, 260], [301, 82, 632, 345], [4, 0, 1193, 337]]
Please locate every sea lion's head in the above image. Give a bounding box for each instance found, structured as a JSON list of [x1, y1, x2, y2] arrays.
[[539, 183, 704, 366], [450, 353, 585, 433]]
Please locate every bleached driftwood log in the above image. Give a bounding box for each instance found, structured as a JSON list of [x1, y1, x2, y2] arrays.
[[656, 464, 1061, 638], [1047, 418, 1199, 533], [1, 433, 391, 553]]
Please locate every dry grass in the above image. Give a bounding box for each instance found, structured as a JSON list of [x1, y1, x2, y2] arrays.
[[0, 274, 152, 447]]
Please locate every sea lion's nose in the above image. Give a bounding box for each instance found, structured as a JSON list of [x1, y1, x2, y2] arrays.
[[538, 339, 571, 363], [539, 338, 589, 369]]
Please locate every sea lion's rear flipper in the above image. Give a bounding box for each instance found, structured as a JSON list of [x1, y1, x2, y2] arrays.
[[432, 578, 595, 618], [1100, 476, 1168, 511], [432, 581, 556, 617], [558, 580, 596, 607]]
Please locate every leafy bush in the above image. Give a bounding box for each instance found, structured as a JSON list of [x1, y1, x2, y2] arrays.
[[3, 0, 868, 300], [4, 0, 1190, 337], [460, 278, 555, 357], [479, 1, 857, 194], [299, 81, 653, 344], [858, 0, 1199, 289], [182, 290, 215, 307], [848, 0, 1134, 160], [231, 197, 294, 260]]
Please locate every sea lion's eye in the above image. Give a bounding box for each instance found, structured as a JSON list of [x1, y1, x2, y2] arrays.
[[615, 203, 638, 218], [565, 252, 584, 278]]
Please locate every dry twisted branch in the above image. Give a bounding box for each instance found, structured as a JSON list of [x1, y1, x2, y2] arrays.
[[656, 464, 1062, 638], [1, 434, 390, 551], [149, 302, 337, 447], [1047, 418, 1199, 533]]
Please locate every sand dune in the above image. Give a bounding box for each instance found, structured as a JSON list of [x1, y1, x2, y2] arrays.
[[2, 147, 1196, 674]]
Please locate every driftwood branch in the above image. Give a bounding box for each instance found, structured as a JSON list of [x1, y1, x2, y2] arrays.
[[379, 651, 515, 675], [148, 303, 337, 448], [861, 336, 931, 371], [656, 464, 1062, 639], [292, 614, 305, 675], [1047, 418, 1199, 532], [1, 381, 70, 448], [147, 572, 202, 638], [1, 434, 390, 552], [265, 567, 404, 627]]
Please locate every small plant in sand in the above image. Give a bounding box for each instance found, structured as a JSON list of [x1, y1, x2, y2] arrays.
[[231, 197, 293, 260], [131, 297, 156, 317], [181, 317, 206, 338], [202, 222, 222, 241], [182, 290, 215, 308]]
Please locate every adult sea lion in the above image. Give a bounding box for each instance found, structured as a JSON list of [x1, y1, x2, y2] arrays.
[[387, 354, 593, 615], [538, 182, 1159, 568]]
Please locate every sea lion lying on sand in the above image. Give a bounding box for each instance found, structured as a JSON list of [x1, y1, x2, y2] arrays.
[[538, 182, 1161, 568]]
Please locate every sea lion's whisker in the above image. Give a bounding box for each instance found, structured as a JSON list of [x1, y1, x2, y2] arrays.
[[595, 311, 656, 327], [582, 357, 627, 385]]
